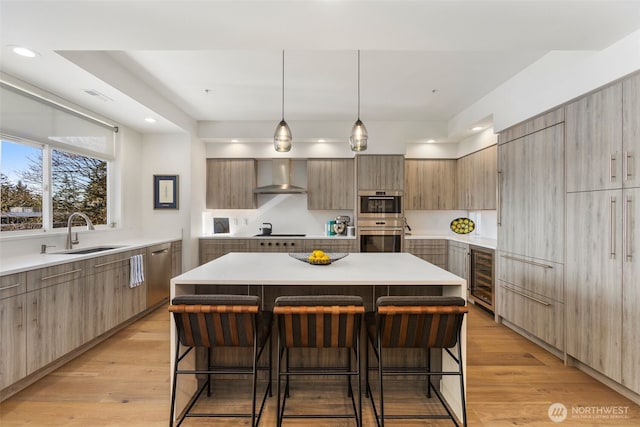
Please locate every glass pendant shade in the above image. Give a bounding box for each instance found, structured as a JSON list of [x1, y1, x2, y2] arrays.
[[274, 119, 292, 152], [350, 50, 367, 151], [349, 119, 368, 152]]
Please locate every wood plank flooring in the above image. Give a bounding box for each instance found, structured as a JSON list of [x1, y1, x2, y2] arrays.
[[1, 303, 638, 426]]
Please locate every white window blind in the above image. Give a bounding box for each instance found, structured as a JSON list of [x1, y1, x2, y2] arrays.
[[0, 83, 116, 159]]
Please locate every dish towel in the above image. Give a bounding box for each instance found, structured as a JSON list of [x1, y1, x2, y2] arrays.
[[130, 254, 145, 288]]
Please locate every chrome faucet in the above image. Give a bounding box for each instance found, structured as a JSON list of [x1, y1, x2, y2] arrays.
[[66, 212, 95, 249]]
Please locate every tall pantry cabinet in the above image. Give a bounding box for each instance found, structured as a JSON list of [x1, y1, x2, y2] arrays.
[[565, 72, 640, 393], [496, 108, 565, 352]]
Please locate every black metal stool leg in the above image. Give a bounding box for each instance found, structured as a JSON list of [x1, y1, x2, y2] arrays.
[[426, 347, 432, 398]]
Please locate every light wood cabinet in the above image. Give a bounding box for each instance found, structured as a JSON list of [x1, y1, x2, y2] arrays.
[[171, 240, 183, 278], [457, 145, 497, 210], [206, 159, 257, 209], [623, 72, 640, 189], [199, 239, 251, 264], [307, 159, 354, 210], [357, 155, 404, 191], [566, 83, 623, 192], [566, 190, 623, 382], [622, 187, 640, 393], [498, 124, 564, 263], [498, 281, 564, 351], [26, 276, 84, 374], [447, 241, 469, 282], [404, 159, 457, 210], [0, 293, 26, 390], [405, 239, 447, 269]]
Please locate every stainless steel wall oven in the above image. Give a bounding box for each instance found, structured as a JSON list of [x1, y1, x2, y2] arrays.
[[358, 190, 403, 218], [358, 219, 404, 252]]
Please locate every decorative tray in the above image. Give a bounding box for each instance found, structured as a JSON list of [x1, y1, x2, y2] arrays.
[[450, 217, 475, 234], [289, 251, 348, 266]]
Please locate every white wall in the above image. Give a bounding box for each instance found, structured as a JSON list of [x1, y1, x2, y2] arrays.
[[450, 29, 640, 134]]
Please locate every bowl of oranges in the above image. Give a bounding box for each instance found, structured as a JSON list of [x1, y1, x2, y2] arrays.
[[289, 250, 348, 265]]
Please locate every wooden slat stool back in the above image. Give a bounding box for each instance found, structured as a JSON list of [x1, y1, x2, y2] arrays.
[[169, 295, 272, 427], [365, 295, 468, 427], [274, 295, 365, 427]]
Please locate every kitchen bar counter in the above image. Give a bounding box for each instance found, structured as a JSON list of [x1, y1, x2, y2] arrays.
[[199, 234, 355, 240], [170, 252, 467, 423], [406, 233, 497, 249]]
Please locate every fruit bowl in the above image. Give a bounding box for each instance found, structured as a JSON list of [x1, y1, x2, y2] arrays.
[[289, 252, 348, 265], [450, 218, 475, 234]]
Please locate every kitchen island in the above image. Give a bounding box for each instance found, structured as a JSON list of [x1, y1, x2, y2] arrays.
[[170, 252, 467, 423]]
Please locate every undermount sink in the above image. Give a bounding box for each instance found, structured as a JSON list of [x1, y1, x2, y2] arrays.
[[53, 245, 126, 255]]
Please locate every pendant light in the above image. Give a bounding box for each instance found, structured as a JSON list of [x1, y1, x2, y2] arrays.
[[349, 49, 368, 152], [274, 50, 292, 152]]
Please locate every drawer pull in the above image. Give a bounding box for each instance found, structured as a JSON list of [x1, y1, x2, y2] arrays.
[[501, 255, 552, 269], [41, 269, 82, 281], [95, 254, 145, 268], [0, 283, 22, 291], [502, 285, 551, 307]]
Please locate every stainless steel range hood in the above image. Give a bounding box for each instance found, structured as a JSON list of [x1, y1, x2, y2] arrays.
[[253, 159, 306, 194]]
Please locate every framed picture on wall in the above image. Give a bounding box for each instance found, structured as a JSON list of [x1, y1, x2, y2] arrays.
[[154, 175, 178, 209]]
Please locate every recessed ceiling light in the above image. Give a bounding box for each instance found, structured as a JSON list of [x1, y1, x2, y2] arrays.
[[426, 139, 436, 143], [472, 126, 484, 131], [12, 46, 38, 58], [144, 117, 157, 123], [231, 139, 239, 143], [318, 139, 326, 143]]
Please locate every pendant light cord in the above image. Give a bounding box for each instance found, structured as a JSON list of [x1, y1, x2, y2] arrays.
[[357, 49, 361, 120], [281, 50, 285, 121]]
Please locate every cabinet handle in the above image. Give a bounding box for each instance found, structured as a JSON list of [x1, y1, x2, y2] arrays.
[[501, 254, 553, 269], [625, 195, 632, 261], [0, 283, 22, 291], [610, 196, 617, 259], [497, 171, 503, 226], [625, 152, 633, 181], [151, 249, 168, 255], [502, 285, 551, 307], [610, 153, 617, 182], [41, 268, 82, 281], [33, 299, 38, 324], [17, 304, 23, 328]]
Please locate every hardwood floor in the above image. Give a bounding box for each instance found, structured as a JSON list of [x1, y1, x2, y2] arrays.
[[1, 303, 638, 426]]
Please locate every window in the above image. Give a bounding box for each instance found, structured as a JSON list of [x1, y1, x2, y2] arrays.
[[0, 140, 43, 231], [1, 139, 108, 232]]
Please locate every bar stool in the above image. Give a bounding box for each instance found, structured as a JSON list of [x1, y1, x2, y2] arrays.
[[365, 295, 468, 427], [169, 294, 272, 427], [274, 295, 364, 427]]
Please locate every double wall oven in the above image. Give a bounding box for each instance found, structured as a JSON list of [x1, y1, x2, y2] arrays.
[[357, 190, 404, 252]]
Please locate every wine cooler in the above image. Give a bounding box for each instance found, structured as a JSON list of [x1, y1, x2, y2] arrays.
[[469, 246, 494, 312]]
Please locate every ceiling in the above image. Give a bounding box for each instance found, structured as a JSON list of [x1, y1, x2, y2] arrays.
[[1, 0, 640, 142]]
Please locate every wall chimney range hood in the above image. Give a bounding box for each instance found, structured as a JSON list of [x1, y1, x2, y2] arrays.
[[253, 158, 306, 194]]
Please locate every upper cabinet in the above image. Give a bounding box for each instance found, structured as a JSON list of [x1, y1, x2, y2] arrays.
[[307, 159, 354, 210], [404, 159, 457, 210], [206, 159, 257, 209], [457, 145, 497, 210], [566, 83, 623, 192], [356, 155, 404, 191]]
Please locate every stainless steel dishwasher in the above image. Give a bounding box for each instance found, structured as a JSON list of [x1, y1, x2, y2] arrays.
[[147, 243, 171, 306]]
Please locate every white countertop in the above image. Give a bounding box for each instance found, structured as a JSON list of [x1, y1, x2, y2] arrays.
[[172, 252, 465, 286], [406, 234, 497, 249], [0, 237, 180, 276]]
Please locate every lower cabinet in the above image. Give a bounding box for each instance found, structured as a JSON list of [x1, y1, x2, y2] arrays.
[[446, 241, 469, 281], [498, 281, 564, 351], [405, 239, 447, 269], [26, 278, 85, 375], [304, 239, 356, 253], [0, 294, 27, 389], [199, 239, 250, 264]]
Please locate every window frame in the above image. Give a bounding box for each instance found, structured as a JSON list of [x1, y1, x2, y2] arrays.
[[1, 136, 112, 236]]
